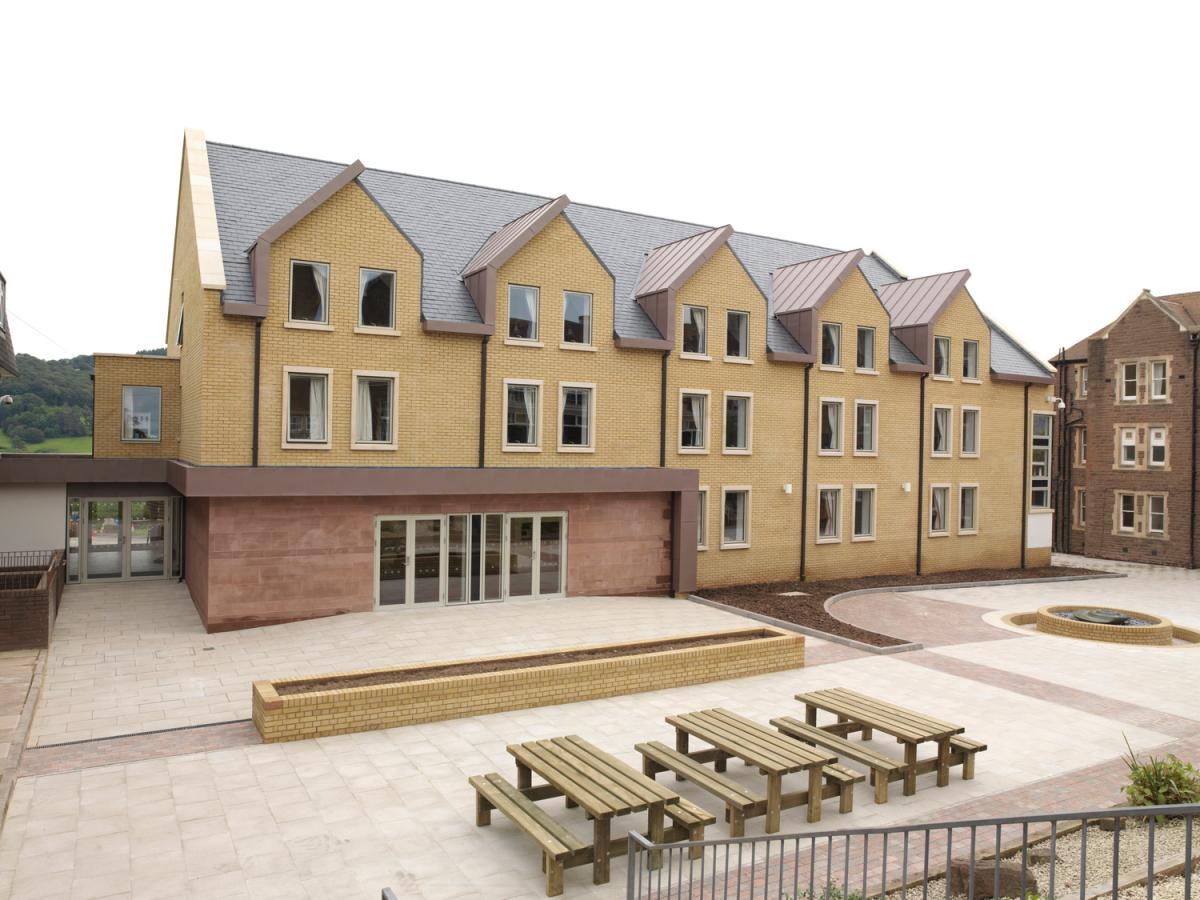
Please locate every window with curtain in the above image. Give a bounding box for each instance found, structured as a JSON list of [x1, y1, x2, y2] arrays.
[[960, 486, 978, 531], [122, 386, 161, 441], [821, 323, 841, 367], [818, 488, 840, 540], [680, 393, 706, 449], [932, 406, 951, 455], [962, 340, 979, 379], [820, 400, 843, 452], [856, 326, 875, 370], [724, 395, 749, 451], [508, 285, 539, 340], [506, 383, 539, 446], [290, 261, 329, 323], [682, 306, 707, 355], [1148, 495, 1165, 534], [930, 486, 948, 533], [355, 376, 394, 444], [961, 408, 980, 455], [560, 386, 592, 447], [934, 336, 951, 377], [1151, 361, 1168, 399], [1119, 494, 1136, 531], [287, 373, 327, 442], [726, 311, 749, 359], [854, 402, 876, 453], [563, 292, 592, 345], [722, 490, 748, 546], [359, 269, 395, 328], [853, 487, 875, 539]]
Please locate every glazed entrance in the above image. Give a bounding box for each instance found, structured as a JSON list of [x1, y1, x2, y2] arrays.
[[375, 511, 566, 607]]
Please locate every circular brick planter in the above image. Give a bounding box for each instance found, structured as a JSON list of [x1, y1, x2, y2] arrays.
[[1034, 605, 1174, 646]]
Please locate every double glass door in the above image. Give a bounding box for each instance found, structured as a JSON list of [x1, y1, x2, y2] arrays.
[[73, 498, 174, 582], [377, 512, 565, 608]]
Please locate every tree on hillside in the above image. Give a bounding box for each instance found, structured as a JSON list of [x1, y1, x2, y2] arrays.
[[0, 353, 93, 448]]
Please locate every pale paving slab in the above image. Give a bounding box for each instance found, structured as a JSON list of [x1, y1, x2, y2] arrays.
[[29, 582, 776, 747], [0, 650, 1172, 899]]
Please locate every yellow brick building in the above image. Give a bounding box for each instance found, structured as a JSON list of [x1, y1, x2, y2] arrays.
[[72, 129, 1056, 630]]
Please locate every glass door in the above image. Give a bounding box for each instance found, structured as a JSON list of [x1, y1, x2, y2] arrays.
[[411, 518, 443, 604], [506, 516, 536, 600], [503, 512, 567, 600], [378, 519, 408, 606], [376, 516, 445, 607], [129, 500, 167, 578], [538, 515, 566, 598], [85, 500, 124, 580]]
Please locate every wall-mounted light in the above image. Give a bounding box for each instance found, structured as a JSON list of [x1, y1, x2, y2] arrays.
[[902, 482, 912, 493], [783, 483, 793, 495]]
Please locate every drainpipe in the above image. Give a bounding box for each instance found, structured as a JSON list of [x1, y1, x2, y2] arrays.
[[1020, 383, 1030, 568], [915, 373, 928, 575], [799, 363, 812, 581], [659, 350, 669, 467], [1190, 334, 1199, 568], [478, 335, 489, 468], [251, 320, 261, 466]]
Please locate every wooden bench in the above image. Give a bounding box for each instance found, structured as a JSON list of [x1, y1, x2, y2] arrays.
[[772, 716, 907, 804], [471, 772, 588, 896], [663, 797, 716, 859], [637, 740, 864, 834], [949, 735, 987, 780]]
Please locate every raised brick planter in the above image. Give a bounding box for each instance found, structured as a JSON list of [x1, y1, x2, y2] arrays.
[[1035, 605, 1174, 646], [252, 626, 805, 742]]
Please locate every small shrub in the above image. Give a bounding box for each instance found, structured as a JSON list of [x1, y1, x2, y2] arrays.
[[1122, 735, 1200, 811]]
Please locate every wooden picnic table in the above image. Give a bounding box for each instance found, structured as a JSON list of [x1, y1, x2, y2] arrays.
[[796, 687, 965, 795], [666, 708, 838, 832], [506, 734, 678, 886]]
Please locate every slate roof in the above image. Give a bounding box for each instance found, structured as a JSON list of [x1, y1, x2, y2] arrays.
[[204, 141, 1046, 377]]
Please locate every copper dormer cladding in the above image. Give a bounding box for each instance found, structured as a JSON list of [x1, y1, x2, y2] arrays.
[[876, 269, 971, 367], [770, 249, 865, 358], [451, 195, 571, 334], [617, 224, 734, 349]]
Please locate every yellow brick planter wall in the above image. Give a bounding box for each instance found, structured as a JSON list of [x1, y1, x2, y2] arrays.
[[252, 627, 804, 742], [1035, 606, 1174, 646]]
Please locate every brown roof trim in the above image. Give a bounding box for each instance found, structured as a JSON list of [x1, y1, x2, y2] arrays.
[[991, 371, 1054, 385], [0, 456, 168, 484], [220, 299, 269, 319], [773, 249, 865, 314], [462, 195, 570, 278], [613, 335, 672, 351], [766, 349, 815, 364], [421, 318, 494, 336], [888, 361, 928, 374]]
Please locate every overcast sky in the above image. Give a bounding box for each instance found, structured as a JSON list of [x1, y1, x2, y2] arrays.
[[2, 2, 1197, 363]]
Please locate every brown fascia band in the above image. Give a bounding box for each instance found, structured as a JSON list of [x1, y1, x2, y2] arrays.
[[889, 361, 929, 374], [766, 348, 814, 364], [0, 456, 169, 485], [421, 318, 494, 336], [992, 371, 1054, 385], [613, 334, 672, 351]]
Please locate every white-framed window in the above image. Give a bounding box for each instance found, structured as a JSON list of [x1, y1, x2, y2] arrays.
[[821, 322, 842, 368], [1077, 427, 1088, 465], [1118, 493, 1136, 532], [819, 398, 844, 454], [931, 405, 952, 456], [682, 305, 708, 356], [929, 484, 950, 536], [1076, 488, 1087, 528], [816, 485, 842, 543], [679, 389, 709, 453], [1120, 428, 1137, 467], [283, 366, 332, 447], [358, 268, 396, 330], [1030, 414, 1052, 508], [854, 400, 878, 455], [558, 382, 595, 452], [723, 392, 752, 454], [933, 336, 951, 378], [1079, 366, 1089, 398], [1150, 360, 1168, 399], [726, 310, 750, 360], [721, 486, 750, 549], [1149, 427, 1167, 467], [121, 386, 162, 442], [351, 370, 398, 450], [1148, 495, 1166, 535], [503, 379, 542, 451], [960, 406, 981, 457], [289, 260, 330, 324], [852, 485, 876, 541], [697, 486, 709, 551], [174, 306, 184, 347], [959, 484, 979, 534], [1121, 362, 1138, 401], [962, 340, 979, 380], [856, 326, 876, 372], [507, 285, 539, 341], [562, 291, 592, 346]]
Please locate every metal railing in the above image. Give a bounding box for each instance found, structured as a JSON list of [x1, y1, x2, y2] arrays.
[[628, 804, 1198, 899]]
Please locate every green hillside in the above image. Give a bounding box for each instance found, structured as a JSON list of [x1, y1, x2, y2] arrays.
[[0, 353, 94, 452]]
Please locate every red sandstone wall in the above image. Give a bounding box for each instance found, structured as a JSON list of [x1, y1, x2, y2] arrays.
[[196, 492, 673, 631]]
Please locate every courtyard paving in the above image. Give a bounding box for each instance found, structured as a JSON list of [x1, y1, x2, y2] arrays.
[[0, 558, 1197, 898]]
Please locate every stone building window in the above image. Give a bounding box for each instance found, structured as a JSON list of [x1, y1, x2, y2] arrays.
[[854, 401, 878, 455], [563, 292, 592, 346], [959, 485, 979, 534], [1030, 413, 1052, 508], [559, 383, 594, 451], [931, 405, 952, 457], [852, 486, 875, 541], [1121, 363, 1138, 401], [819, 399, 844, 454], [929, 485, 950, 535], [1150, 360, 1168, 400], [723, 393, 751, 454], [351, 371, 397, 449], [817, 486, 841, 543], [933, 336, 951, 378], [1119, 428, 1137, 466], [283, 368, 331, 446], [961, 407, 980, 457], [1118, 493, 1136, 532], [679, 390, 709, 452], [1148, 495, 1166, 535], [1149, 427, 1167, 466], [721, 487, 750, 549], [856, 326, 875, 372], [503, 380, 541, 450]]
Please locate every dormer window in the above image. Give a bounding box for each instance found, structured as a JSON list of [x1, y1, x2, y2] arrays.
[[726, 310, 749, 359], [682, 306, 707, 356], [359, 269, 395, 329], [290, 261, 330, 323], [821, 323, 841, 367], [933, 336, 951, 377], [507, 285, 539, 341]]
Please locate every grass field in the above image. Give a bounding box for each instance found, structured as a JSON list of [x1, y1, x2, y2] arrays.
[[0, 429, 92, 454]]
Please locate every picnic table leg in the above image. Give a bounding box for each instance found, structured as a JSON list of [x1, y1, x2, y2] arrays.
[[648, 803, 665, 871], [903, 742, 918, 796], [805, 703, 817, 726], [545, 852, 564, 896], [517, 761, 532, 791], [475, 791, 493, 826], [806, 766, 822, 824], [861, 725, 873, 740], [715, 750, 727, 773], [873, 767, 889, 804], [936, 738, 951, 787], [592, 816, 612, 884], [674, 728, 689, 782], [767, 772, 783, 832]]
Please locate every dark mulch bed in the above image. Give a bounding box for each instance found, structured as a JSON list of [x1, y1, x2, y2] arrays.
[[275, 630, 773, 694], [700, 566, 1109, 648]]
